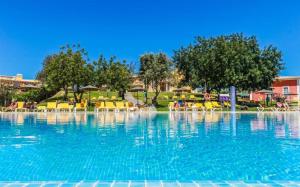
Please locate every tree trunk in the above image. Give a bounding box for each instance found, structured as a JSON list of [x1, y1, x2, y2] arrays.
[[118, 90, 125, 100], [145, 90, 148, 104], [73, 92, 78, 103], [79, 92, 83, 103], [152, 86, 160, 106], [64, 86, 68, 101]]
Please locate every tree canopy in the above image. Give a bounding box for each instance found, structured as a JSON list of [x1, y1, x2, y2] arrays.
[[173, 33, 284, 92], [38, 45, 92, 102], [139, 53, 172, 105], [38, 45, 132, 102]]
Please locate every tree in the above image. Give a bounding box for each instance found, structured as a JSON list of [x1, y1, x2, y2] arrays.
[[93, 55, 109, 88], [174, 33, 284, 92], [67, 46, 93, 102], [139, 53, 172, 105], [106, 57, 132, 100], [38, 44, 92, 102], [0, 83, 15, 106]]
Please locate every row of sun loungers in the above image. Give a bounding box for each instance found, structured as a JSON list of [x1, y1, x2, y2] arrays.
[[168, 101, 230, 112], [257, 102, 299, 112], [1, 101, 139, 113]]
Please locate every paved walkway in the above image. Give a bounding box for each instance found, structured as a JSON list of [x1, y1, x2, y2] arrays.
[[0, 180, 297, 186], [125, 92, 157, 111], [125, 92, 144, 106]]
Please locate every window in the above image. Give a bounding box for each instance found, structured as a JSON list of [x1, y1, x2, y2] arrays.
[[283, 86, 289, 95]]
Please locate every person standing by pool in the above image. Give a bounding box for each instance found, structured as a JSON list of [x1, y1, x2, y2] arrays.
[[266, 95, 270, 106]]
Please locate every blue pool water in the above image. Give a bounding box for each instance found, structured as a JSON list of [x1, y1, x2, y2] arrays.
[[0, 112, 300, 182]]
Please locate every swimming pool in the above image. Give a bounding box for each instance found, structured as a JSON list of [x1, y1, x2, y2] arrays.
[[0, 112, 300, 183]]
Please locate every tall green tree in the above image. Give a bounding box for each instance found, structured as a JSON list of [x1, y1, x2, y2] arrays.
[[106, 57, 132, 100], [38, 44, 92, 102], [174, 33, 284, 92], [93, 55, 109, 88], [139, 53, 172, 105]]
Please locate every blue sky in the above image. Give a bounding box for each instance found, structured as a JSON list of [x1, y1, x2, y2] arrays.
[[0, 0, 300, 78]]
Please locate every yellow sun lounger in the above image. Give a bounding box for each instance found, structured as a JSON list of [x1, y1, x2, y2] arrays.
[[105, 101, 116, 111], [224, 101, 231, 108], [185, 102, 194, 111], [212, 101, 222, 109], [15, 102, 28, 112], [46, 102, 57, 112], [189, 95, 195, 100], [57, 103, 71, 112], [36, 105, 46, 112], [74, 102, 87, 112], [125, 101, 138, 112], [115, 101, 127, 111], [192, 103, 204, 111], [95, 102, 106, 112], [204, 102, 215, 112]]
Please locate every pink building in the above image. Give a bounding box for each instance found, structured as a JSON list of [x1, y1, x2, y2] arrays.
[[250, 76, 300, 102]]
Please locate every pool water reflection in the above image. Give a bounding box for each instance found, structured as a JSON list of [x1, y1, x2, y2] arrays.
[[0, 112, 300, 181]]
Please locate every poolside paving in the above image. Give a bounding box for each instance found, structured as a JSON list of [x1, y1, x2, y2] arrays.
[[0, 181, 300, 187]]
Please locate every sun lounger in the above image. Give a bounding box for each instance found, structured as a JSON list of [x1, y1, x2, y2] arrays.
[[115, 101, 127, 111], [224, 101, 231, 108], [105, 101, 116, 111], [74, 102, 87, 112], [204, 102, 215, 112], [35, 105, 46, 112], [212, 101, 222, 110], [15, 102, 28, 112], [272, 102, 285, 111], [95, 102, 105, 112], [57, 103, 71, 112], [125, 102, 138, 112], [189, 95, 195, 100], [185, 102, 194, 111], [192, 103, 204, 111], [257, 104, 264, 112], [46, 102, 57, 112]]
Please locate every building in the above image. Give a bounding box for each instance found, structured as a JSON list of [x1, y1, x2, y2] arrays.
[[250, 76, 300, 102], [0, 74, 40, 90], [131, 74, 182, 92]]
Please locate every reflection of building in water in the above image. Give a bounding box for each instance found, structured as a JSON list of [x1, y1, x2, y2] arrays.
[[275, 125, 286, 138], [204, 113, 221, 123], [46, 113, 57, 125], [56, 113, 75, 124], [285, 113, 300, 139], [251, 114, 267, 131], [254, 113, 300, 139], [114, 113, 127, 124], [16, 114, 24, 124], [74, 114, 87, 124], [289, 119, 300, 138], [36, 113, 47, 122]]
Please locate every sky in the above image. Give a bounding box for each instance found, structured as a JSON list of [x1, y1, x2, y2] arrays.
[[0, 0, 300, 79]]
